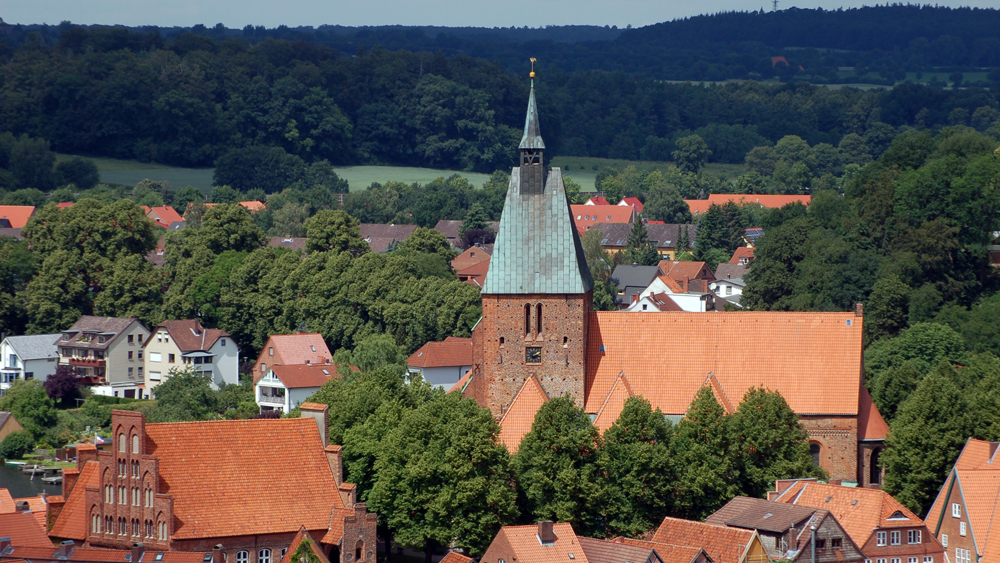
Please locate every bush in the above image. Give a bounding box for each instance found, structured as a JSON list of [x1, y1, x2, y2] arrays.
[[0, 430, 36, 460]]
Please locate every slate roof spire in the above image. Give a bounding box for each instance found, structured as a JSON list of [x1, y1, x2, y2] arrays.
[[519, 81, 545, 151]]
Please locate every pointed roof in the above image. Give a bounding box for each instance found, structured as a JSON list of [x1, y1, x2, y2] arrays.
[[651, 517, 758, 563], [926, 439, 1000, 562], [498, 376, 549, 454], [593, 374, 634, 433], [279, 527, 331, 563], [519, 85, 545, 150]]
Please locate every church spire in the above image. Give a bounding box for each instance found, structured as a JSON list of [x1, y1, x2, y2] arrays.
[[519, 58, 545, 153]]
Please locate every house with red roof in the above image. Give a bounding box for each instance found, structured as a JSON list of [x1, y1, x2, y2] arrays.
[[570, 204, 636, 233], [771, 480, 943, 563], [618, 197, 644, 212], [238, 201, 265, 213], [144, 206, 184, 229], [142, 320, 238, 398], [406, 337, 473, 389], [255, 364, 335, 414], [252, 333, 332, 381], [46, 407, 377, 563], [650, 517, 769, 563], [456, 259, 490, 288], [0, 206, 35, 229], [925, 438, 1000, 563], [584, 196, 611, 206], [451, 244, 493, 272], [730, 247, 755, 265], [685, 195, 811, 216], [0, 538, 212, 563]]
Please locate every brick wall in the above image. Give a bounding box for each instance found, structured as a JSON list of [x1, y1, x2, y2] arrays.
[[340, 504, 378, 563], [935, 484, 975, 563], [475, 292, 591, 419], [858, 442, 886, 489], [800, 416, 859, 483]]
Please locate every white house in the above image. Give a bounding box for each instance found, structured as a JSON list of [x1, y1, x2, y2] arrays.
[[0, 334, 60, 395], [143, 320, 239, 398], [710, 277, 746, 299], [256, 364, 333, 414], [626, 292, 717, 313], [406, 337, 473, 389]]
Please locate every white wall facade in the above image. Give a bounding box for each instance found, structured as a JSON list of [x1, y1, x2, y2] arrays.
[[0, 339, 59, 396], [254, 370, 320, 414], [145, 330, 240, 398], [407, 365, 472, 390]]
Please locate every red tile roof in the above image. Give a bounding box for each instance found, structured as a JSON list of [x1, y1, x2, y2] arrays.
[[774, 481, 924, 549], [0, 488, 14, 512], [926, 439, 1000, 562], [407, 337, 473, 369], [658, 260, 716, 284], [146, 206, 183, 228], [146, 320, 230, 352], [253, 333, 332, 382], [0, 206, 35, 229], [618, 197, 644, 212], [12, 495, 48, 531], [858, 386, 889, 441], [498, 376, 549, 454], [613, 538, 711, 563], [578, 537, 658, 563], [686, 195, 811, 216], [448, 371, 472, 394], [0, 511, 52, 546], [652, 517, 757, 563], [593, 374, 635, 433], [57, 202, 74, 210], [585, 196, 611, 206], [570, 204, 635, 233], [585, 312, 865, 417], [451, 245, 493, 271], [642, 292, 684, 312], [456, 259, 490, 287], [48, 460, 100, 540], [439, 553, 473, 563], [491, 523, 589, 563], [142, 418, 346, 540], [238, 201, 265, 213], [730, 247, 755, 264], [278, 527, 331, 563], [0, 546, 205, 563], [270, 364, 335, 389]]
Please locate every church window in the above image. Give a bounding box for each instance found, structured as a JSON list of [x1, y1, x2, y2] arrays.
[[133, 434, 140, 454], [536, 304, 542, 334], [524, 304, 531, 335], [93, 513, 100, 533], [119, 433, 126, 452], [563, 337, 568, 347], [526, 347, 542, 364], [870, 448, 882, 484], [809, 443, 821, 467]]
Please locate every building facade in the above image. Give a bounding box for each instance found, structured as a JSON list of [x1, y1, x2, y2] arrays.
[[142, 320, 239, 397], [255, 365, 333, 414], [58, 317, 150, 398], [0, 334, 60, 395]]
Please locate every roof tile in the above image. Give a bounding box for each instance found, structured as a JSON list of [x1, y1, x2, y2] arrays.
[[498, 376, 549, 454], [407, 337, 473, 369]]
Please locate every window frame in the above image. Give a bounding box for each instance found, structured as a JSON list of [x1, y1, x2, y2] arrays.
[[953, 503, 962, 518], [908, 529, 922, 544], [876, 531, 887, 546], [258, 548, 271, 563], [890, 530, 901, 545]]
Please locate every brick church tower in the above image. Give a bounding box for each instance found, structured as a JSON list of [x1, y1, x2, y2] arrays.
[[466, 76, 594, 420]]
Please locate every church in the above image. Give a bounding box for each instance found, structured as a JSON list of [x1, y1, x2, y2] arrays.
[[461, 77, 888, 488]]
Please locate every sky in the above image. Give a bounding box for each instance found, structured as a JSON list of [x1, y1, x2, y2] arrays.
[[3, 0, 997, 29]]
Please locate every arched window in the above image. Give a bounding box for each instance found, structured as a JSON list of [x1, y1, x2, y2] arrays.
[[236, 552, 249, 563], [119, 433, 126, 452], [524, 304, 531, 335], [146, 487, 153, 507], [158, 521, 167, 540], [809, 442, 822, 467], [258, 549, 271, 563], [92, 513, 100, 533], [132, 433, 140, 454], [870, 448, 882, 485], [355, 541, 364, 562], [536, 304, 542, 334]]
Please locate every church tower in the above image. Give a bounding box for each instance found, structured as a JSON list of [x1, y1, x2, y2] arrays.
[[466, 73, 594, 420]]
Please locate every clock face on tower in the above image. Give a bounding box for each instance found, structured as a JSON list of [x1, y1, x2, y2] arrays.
[[526, 347, 542, 364]]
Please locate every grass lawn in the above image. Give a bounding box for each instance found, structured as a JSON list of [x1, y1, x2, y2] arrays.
[[11, 454, 74, 469], [335, 166, 493, 192]]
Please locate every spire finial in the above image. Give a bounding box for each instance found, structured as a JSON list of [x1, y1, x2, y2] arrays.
[[529, 57, 537, 87]]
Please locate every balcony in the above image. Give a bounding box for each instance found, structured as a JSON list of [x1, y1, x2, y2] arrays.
[[69, 358, 106, 367], [258, 394, 285, 405]]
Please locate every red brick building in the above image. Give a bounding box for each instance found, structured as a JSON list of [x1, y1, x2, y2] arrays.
[[46, 405, 376, 563], [462, 82, 888, 486]]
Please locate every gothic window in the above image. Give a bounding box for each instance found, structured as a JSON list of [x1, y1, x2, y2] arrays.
[[158, 521, 167, 540], [92, 513, 100, 533], [870, 448, 882, 484], [132, 434, 140, 454], [119, 433, 126, 452], [146, 487, 153, 507], [536, 304, 542, 335], [355, 541, 364, 562], [524, 304, 531, 335], [809, 442, 821, 467]]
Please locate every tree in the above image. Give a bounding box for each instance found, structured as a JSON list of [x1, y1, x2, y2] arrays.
[[670, 386, 739, 520], [673, 135, 712, 174], [644, 179, 692, 224], [210, 184, 242, 204], [864, 322, 967, 392], [871, 361, 922, 422], [0, 380, 57, 439], [883, 361, 975, 515], [514, 396, 607, 537], [150, 367, 219, 422], [733, 387, 824, 498], [304, 210, 369, 256], [44, 365, 81, 408], [0, 430, 35, 460], [10, 135, 56, 191], [174, 186, 205, 212], [24, 250, 91, 334], [196, 204, 267, 254], [368, 392, 517, 560], [622, 220, 660, 266], [601, 396, 674, 536], [398, 227, 456, 263], [865, 275, 911, 346], [55, 157, 99, 189], [93, 252, 164, 328], [213, 146, 307, 194]]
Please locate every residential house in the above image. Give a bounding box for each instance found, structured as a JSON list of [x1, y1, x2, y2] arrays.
[[144, 237, 167, 268], [268, 236, 308, 253], [925, 438, 1000, 563], [706, 496, 864, 563], [439, 552, 473, 563], [480, 522, 592, 563], [650, 517, 770, 563], [145, 206, 184, 229], [685, 195, 811, 216], [252, 333, 332, 380], [451, 245, 493, 271], [710, 277, 746, 304], [142, 320, 239, 397], [238, 201, 265, 213], [359, 223, 419, 253], [594, 538, 710, 563], [610, 264, 663, 308], [46, 406, 377, 563], [715, 263, 749, 283], [627, 290, 718, 312], [0, 540, 212, 563], [618, 196, 644, 212], [0, 412, 24, 441], [0, 206, 36, 229], [731, 247, 755, 265], [588, 223, 697, 260], [659, 260, 716, 287], [627, 292, 684, 312], [771, 480, 944, 563], [406, 337, 473, 389], [58, 317, 150, 399], [743, 228, 764, 246], [0, 334, 60, 394], [456, 259, 490, 288], [256, 365, 334, 414], [585, 196, 611, 205], [434, 220, 500, 247], [571, 204, 636, 233]]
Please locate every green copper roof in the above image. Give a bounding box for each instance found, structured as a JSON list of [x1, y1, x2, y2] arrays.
[[482, 167, 594, 294], [518, 86, 545, 150]]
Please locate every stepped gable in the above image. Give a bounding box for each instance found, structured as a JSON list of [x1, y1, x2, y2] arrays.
[[482, 82, 592, 296]]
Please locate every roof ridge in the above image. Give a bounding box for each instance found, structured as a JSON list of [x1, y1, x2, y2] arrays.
[[499, 376, 548, 428]]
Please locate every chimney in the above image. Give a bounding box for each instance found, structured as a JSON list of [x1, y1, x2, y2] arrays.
[[829, 479, 842, 486], [538, 521, 555, 545], [855, 302, 864, 317], [212, 545, 224, 563], [299, 402, 329, 447], [76, 443, 98, 470], [326, 444, 344, 485], [62, 467, 80, 498], [57, 540, 75, 559], [15, 500, 28, 512], [132, 543, 145, 563]]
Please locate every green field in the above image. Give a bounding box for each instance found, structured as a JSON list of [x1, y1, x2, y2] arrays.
[[551, 155, 742, 190]]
